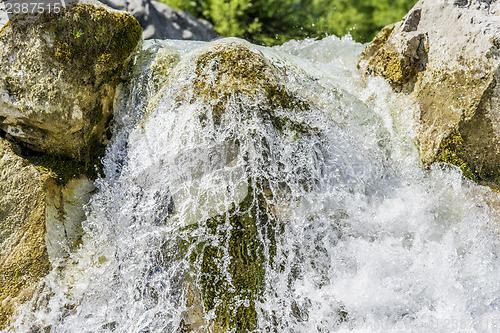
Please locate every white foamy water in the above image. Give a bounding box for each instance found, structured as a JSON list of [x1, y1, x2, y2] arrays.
[[7, 36, 500, 333]]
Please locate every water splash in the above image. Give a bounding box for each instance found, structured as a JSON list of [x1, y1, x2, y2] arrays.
[[8, 37, 500, 333]]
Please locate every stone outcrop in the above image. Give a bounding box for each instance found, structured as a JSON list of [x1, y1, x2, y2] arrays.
[[99, 0, 218, 40], [0, 137, 95, 328], [0, 1, 141, 327], [0, 0, 142, 169], [359, 0, 500, 186]]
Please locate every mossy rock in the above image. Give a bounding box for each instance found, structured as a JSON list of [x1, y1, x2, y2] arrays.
[[189, 42, 311, 125], [0, 1, 142, 175], [141, 39, 322, 332], [175, 185, 277, 332]]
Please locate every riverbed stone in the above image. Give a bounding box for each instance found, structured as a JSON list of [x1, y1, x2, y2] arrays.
[[359, 0, 500, 186]]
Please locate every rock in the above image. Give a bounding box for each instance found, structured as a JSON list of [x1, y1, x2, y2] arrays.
[[137, 39, 321, 332], [114, 40, 181, 121], [45, 176, 96, 267], [0, 0, 142, 170], [0, 137, 51, 328], [0, 136, 95, 328], [99, 0, 218, 40], [358, 0, 500, 186]]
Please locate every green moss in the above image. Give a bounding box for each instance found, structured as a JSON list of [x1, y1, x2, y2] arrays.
[[177, 185, 277, 332], [48, 4, 142, 84], [54, 41, 72, 62], [28, 154, 86, 186], [192, 43, 310, 125], [436, 130, 478, 181]]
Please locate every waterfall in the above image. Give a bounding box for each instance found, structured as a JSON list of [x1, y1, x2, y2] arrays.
[[8, 36, 500, 332]]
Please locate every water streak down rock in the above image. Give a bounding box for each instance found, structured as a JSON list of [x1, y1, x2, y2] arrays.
[[359, 0, 500, 186]]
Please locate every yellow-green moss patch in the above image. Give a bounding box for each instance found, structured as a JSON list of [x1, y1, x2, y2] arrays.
[[192, 42, 310, 124], [436, 130, 478, 181], [175, 184, 278, 332]]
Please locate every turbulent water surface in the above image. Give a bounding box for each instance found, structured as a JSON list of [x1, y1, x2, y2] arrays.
[[8, 36, 500, 332]]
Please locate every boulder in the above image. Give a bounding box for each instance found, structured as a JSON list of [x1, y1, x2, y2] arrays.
[[136, 39, 325, 332], [0, 0, 142, 170], [99, 0, 218, 40], [359, 0, 500, 186], [0, 1, 139, 327], [0, 137, 95, 328]]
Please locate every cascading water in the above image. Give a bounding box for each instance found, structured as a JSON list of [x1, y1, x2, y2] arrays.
[[7, 36, 500, 332]]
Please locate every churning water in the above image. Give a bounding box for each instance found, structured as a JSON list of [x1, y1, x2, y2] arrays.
[[8, 36, 500, 332]]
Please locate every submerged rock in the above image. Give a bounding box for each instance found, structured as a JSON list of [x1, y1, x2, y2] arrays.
[[0, 0, 142, 170], [137, 39, 326, 332], [359, 0, 500, 186]]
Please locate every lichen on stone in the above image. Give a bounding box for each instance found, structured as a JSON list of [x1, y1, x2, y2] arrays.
[[0, 138, 52, 329]]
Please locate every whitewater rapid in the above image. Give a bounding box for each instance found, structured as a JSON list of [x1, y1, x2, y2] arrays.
[[8, 36, 500, 332]]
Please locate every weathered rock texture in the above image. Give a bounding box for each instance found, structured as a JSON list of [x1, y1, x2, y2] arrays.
[[0, 1, 141, 170], [0, 137, 95, 328], [0, 1, 140, 327], [359, 0, 500, 186], [99, 0, 218, 40], [0, 138, 52, 328]]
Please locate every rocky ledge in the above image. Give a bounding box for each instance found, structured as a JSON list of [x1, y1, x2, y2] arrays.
[[359, 0, 500, 187], [0, 1, 141, 327]]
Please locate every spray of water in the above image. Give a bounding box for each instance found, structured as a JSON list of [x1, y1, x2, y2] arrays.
[[7, 37, 500, 333]]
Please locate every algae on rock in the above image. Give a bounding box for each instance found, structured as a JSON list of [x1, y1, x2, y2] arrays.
[[178, 187, 275, 332], [0, 1, 142, 173]]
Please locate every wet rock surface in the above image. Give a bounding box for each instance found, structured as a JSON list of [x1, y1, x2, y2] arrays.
[[359, 0, 500, 186]]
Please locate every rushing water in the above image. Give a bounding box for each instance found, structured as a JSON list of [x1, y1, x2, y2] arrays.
[[8, 36, 500, 332]]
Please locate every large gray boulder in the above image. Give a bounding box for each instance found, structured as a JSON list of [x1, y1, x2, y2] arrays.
[[100, 0, 218, 40], [359, 0, 500, 186]]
